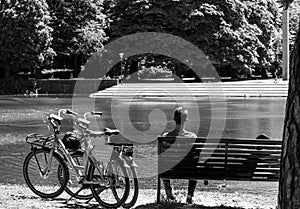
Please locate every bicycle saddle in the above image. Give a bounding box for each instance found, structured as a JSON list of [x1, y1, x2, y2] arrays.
[[104, 128, 119, 136], [86, 129, 104, 138]]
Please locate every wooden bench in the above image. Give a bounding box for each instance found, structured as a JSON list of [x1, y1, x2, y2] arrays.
[[157, 136, 282, 203]]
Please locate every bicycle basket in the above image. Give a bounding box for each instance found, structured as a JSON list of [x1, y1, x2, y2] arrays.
[[62, 131, 82, 151]]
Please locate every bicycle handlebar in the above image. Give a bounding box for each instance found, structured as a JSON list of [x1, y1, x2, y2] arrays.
[[46, 109, 105, 135], [66, 109, 78, 117], [46, 109, 78, 133], [58, 109, 79, 117], [83, 111, 102, 120], [78, 118, 91, 126], [47, 114, 61, 133], [49, 114, 63, 121]]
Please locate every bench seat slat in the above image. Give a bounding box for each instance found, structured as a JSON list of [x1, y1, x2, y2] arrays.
[[161, 163, 280, 169], [162, 150, 282, 156], [164, 164, 280, 171], [228, 145, 282, 150], [165, 144, 282, 150], [160, 137, 282, 145], [197, 149, 281, 154], [160, 154, 281, 161], [199, 153, 281, 158], [161, 171, 280, 176], [161, 173, 279, 181], [162, 156, 281, 162], [194, 145, 281, 150]]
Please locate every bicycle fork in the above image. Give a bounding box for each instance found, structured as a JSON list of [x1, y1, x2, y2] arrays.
[[33, 148, 55, 179]]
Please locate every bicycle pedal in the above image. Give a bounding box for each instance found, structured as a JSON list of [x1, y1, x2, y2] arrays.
[[81, 180, 109, 186], [81, 180, 95, 185]]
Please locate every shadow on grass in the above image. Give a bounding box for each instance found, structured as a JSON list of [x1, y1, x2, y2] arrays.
[[135, 202, 244, 209]]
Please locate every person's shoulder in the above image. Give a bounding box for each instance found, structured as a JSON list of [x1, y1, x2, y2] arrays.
[[161, 132, 168, 136], [161, 130, 196, 138], [181, 131, 197, 138]]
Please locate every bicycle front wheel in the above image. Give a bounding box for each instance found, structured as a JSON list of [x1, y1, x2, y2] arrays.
[[61, 151, 94, 200], [23, 149, 69, 198], [89, 159, 130, 208]]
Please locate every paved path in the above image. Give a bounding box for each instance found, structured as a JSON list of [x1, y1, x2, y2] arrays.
[[90, 79, 289, 98]]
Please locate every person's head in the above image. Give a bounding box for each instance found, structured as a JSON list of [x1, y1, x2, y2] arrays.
[[256, 134, 270, 139], [255, 134, 270, 150], [173, 107, 188, 125]]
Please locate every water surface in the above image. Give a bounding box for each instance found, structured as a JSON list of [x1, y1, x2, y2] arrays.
[[0, 96, 286, 185]]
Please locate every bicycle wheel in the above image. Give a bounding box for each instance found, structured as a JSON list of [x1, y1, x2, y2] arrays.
[[89, 159, 130, 208], [122, 165, 139, 208], [60, 151, 94, 200], [23, 148, 69, 198]]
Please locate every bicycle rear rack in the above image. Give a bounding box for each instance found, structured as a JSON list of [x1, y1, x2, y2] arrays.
[[26, 133, 54, 148]]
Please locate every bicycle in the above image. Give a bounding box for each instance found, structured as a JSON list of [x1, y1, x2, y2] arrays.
[[23, 112, 68, 198], [62, 111, 139, 208], [62, 110, 131, 208], [23, 109, 130, 208], [110, 143, 139, 208]]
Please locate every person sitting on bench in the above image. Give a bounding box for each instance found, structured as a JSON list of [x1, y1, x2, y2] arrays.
[[162, 107, 197, 204], [229, 134, 272, 179]]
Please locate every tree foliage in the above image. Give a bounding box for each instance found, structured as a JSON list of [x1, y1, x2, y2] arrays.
[[289, 0, 300, 48], [46, 0, 107, 77], [104, 0, 282, 78], [0, 0, 54, 78]]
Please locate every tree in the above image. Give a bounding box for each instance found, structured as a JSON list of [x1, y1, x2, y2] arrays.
[[243, 0, 282, 74], [46, 0, 107, 77], [289, 0, 300, 49], [104, 0, 282, 78], [212, 0, 282, 77], [277, 0, 300, 208], [0, 0, 54, 79]]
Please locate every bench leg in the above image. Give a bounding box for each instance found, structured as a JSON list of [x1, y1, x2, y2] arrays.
[[157, 174, 161, 204]]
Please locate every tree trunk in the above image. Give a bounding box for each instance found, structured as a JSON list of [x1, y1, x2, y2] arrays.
[[278, 20, 300, 209], [73, 54, 83, 78], [35, 68, 42, 79], [4, 66, 11, 78]]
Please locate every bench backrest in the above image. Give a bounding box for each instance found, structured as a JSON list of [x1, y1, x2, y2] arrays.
[[158, 137, 282, 181]]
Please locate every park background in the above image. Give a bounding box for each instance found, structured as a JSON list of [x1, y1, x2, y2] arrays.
[[1, 0, 300, 209], [0, 0, 300, 94]]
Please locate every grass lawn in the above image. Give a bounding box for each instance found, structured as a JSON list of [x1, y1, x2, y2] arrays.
[[0, 180, 278, 209]]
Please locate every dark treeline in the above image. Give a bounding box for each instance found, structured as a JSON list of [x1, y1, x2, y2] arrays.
[[0, 0, 299, 93]]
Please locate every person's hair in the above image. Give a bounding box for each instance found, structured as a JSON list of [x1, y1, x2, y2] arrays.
[[255, 134, 270, 150], [256, 134, 270, 139], [173, 107, 188, 125]]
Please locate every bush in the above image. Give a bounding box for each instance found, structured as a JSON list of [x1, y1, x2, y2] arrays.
[[42, 69, 72, 79], [0, 76, 33, 95], [137, 66, 172, 79]]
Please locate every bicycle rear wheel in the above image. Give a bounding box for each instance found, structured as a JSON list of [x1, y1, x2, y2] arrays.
[[122, 166, 139, 208], [23, 149, 69, 198], [89, 159, 130, 208]]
